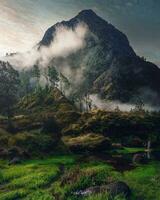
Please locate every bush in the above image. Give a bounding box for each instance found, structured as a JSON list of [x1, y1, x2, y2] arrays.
[[62, 133, 111, 153], [42, 117, 60, 135], [8, 131, 56, 155], [25, 190, 55, 200]]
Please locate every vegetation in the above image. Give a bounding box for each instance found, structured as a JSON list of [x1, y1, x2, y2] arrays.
[[0, 61, 159, 199], [0, 156, 159, 200], [0, 61, 20, 128], [47, 65, 59, 88], [0, 156, 74, 200]]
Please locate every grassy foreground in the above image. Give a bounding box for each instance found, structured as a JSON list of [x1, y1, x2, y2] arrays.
[[0, 155, 160, 200]]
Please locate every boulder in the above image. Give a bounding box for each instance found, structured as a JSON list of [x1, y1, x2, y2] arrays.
[[74, 181, 131, 199], [74, 186, 100, 196], [105, 181, 131, 198], [132, 153, 148, 164], [9, 157, 21, 165]]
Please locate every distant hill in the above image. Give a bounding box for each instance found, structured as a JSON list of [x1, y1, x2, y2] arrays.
[[38, 9, 160, 106]]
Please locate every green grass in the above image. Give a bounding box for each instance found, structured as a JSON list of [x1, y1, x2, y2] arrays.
[[0, 156, 160, 200], [0, 189, 28, 200], [115, 147, 145, 154], [24, 190, 55, 200], [123, 162, 160, 200], [0, 155, 75, 200], [84, 193, 125, 200]]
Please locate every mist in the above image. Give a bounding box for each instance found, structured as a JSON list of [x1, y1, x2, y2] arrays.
[[90, 94, 160, 112], [2, 23, 88, 69]]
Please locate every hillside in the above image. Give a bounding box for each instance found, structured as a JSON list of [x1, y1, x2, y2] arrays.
[[0, 70, 160, 200], [39, 9, 160, 106]]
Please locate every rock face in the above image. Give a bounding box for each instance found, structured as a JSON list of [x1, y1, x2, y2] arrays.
[[39, 9, 160, 106]]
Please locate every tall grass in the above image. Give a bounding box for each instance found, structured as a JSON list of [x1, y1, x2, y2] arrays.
[[0, 156, 75, 200]]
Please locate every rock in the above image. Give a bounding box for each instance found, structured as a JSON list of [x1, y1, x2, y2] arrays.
[[74, 181, 131, 199], [132, 153, 148, 164], [9, 157, 21, 165], [74, 186, 100, 196], [105, 181, 131, 198]]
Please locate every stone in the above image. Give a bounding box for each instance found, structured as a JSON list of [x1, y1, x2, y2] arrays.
[[105, 181, 131, 198], [132, 153, 148, 164], [9, 157, 21, 165], [74, 181, 131, 199]]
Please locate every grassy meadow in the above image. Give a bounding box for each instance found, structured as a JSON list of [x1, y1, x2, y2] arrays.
[[0, 154, 159, 200]]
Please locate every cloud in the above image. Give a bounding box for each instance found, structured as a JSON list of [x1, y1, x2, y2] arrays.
[[2, 23, 88, 69], [90, 94, 160, 112], [39, 23, 87, 66]]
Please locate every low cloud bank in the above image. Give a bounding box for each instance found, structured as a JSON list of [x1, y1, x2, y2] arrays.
[[2, 23, 88, 69], [90, 94, 160, 112]]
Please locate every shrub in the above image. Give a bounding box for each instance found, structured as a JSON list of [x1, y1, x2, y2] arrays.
[[8, 131, 56, 155], [42, 117, 60, 135]]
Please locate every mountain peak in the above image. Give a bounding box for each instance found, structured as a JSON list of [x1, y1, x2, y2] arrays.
[[39, 10, 160, 105], [77, 9, 97, 17], [75, 9, 103, 23]]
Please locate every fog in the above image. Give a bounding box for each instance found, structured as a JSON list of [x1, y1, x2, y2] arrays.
[[90, 94, 160, 112], [2, 23, 88, 69]]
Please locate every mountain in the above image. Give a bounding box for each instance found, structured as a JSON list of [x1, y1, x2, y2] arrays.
[[39, 9, 160, 106]]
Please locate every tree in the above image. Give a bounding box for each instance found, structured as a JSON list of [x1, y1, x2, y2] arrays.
[[20, 70, 32, 101], [134, 97, 145, 112], [47, 66, 59, 87], [84, 93, 92, 112], [43, 67, 49, 86], [32, 64, 40, 89], [0, 61, 20, 126], [59, 72, 70, 95]]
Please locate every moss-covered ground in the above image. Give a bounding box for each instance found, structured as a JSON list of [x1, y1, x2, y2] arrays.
[[0, 154, 159, 200]]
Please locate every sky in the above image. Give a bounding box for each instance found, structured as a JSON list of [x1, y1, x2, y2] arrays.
[[0, 0, 160, 66]]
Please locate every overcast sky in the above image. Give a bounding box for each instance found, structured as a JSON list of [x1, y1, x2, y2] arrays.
[[0, 0, 160, 66]]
